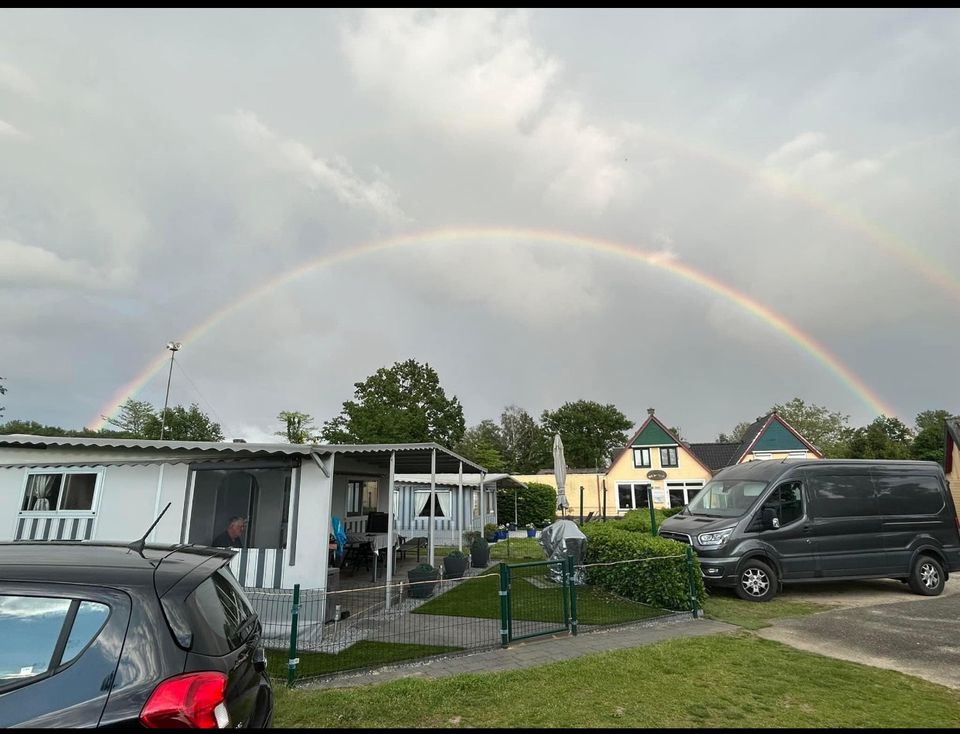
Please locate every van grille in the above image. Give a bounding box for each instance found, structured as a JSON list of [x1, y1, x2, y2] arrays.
[[658, 530, 691, 544]]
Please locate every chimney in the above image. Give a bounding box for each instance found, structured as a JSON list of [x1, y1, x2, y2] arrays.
[[647, 408, 655, 416]]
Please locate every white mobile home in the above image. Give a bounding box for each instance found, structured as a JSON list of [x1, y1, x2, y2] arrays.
[[393, 473, 520, 546], [0, 434, 485, 591]]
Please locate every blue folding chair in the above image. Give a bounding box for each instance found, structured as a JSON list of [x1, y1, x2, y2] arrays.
[[331, 516, 348, 563]]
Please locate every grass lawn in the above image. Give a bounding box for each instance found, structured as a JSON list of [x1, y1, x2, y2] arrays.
[[273, 633, 960, 728], [435, 537, 544, 563], [266, 641, 461, 681], [702, 589, 836, 630], [412, 570, 666, 625]]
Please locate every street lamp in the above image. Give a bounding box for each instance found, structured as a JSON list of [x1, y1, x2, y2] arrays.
[[158, 342, 181, 441]]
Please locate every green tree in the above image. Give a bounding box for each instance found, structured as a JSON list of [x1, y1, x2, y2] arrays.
[[276, 410, 318, 444], [717, 421, 753, 443], [143, 403, 224, 441], [497, 481, 557, 527], [844, 415, 913, 459], [0, 419, 127, 438], [455, 420, 506, 472], [911, 409, 954, 463], [105, 398, 157, 438], [499, 405, 550, 474], [771, 398, 853, 457], [321, 359, 465, 447], [540, 400, 633, 470]]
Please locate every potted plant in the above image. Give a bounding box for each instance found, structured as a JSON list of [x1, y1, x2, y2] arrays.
[[484, 523, 498, 543], [470, 536, 490, 567], [507, 522, 517, 531], [496, 524, 508, 540], [407, 562, 440, 598], [464, 530, 481, 546], [525, 523, 537, 538], [443, 549, 469, 579]]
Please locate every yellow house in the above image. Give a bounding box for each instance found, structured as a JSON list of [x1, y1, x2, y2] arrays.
[[510, 470, 605, 521], [944, 419, 960, 511], [512, 409, 824, 516], [606, 409, 714, 513]]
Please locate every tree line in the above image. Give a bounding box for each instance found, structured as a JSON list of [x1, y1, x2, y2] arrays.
[[1, 362, 955, 468]]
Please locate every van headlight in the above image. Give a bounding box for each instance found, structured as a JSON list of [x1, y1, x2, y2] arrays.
[[697, 528, 734, 547]]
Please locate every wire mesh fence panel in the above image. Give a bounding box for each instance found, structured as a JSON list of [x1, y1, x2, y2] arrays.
[[248, 568, 505, 685], [506, 560, 569, 642]]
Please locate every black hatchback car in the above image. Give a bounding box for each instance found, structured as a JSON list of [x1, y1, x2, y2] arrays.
[[0, 542, 274, 728]]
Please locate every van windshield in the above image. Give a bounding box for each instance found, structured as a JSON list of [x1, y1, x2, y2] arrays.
[[685, 479, 769, 518]]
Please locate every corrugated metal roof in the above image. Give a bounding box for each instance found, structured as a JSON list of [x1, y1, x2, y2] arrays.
[[394, 473, 525, 489], [0, 434, 316, 455], [0, 435, 486, 474]]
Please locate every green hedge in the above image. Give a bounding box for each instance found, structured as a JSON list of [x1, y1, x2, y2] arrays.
[[581, 522, 705, 611], [497, 481, 557, 527], [610, 508, 681, 534]]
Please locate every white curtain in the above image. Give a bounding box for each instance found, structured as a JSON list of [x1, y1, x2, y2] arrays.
[[415, 490, 450, 518], [26, 474, 58, 511]]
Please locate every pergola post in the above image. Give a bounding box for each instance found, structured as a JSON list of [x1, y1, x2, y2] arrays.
[[428, 448, 436, 568], [386, 450, 395, 609], [457, 461, 463, 552]]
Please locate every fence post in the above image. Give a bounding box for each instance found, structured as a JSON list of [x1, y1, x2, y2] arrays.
[[567, 555, 578, 636], [684, 546, 700, 619], [498, 562, 510, 647], [287, 584, 300, 687]]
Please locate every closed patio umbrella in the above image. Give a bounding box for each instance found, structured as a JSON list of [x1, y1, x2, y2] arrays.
[[553, 433, 569, 517]]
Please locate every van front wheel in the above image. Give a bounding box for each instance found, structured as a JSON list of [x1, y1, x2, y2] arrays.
[[735, 559, 778, 602], [908, 555, 945, 596]]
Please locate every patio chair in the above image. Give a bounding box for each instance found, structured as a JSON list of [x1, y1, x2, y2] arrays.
[[341, 541, 375, 575]]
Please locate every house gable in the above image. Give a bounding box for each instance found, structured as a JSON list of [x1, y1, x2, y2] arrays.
[[632, 420, 676, 447], [751, 419, 808, 453]]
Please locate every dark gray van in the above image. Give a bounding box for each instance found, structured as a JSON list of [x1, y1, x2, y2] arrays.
[[657, 459, 960, 601]]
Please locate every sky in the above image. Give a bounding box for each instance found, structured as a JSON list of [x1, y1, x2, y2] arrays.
[[1, 8, 958, 445]]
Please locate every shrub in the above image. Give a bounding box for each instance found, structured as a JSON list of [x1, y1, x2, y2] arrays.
[[464, 531, 481, 546], [483, 523, 498, 538], [581, 522, 705, 611], [412, 562, 437, 574], [497, 481, 557, 527], [470, 536, 488, 552], [614, 508, 682, 534], [445, 549, 467, 561]]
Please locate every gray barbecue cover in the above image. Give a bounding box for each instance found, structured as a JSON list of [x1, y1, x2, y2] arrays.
[[538, 519, 587, 584]]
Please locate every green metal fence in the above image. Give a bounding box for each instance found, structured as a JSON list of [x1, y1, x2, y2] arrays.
[[249, 546, 702, 687]]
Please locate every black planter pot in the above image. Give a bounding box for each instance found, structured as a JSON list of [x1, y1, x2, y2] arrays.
[[470, 542, 490, 567], [407, 568, 440, 598], [443, 554, 469, 579]]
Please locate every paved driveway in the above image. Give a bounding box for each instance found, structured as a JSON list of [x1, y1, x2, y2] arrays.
[[756, 579, 960, 690]]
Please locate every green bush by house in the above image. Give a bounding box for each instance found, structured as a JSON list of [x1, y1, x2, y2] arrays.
[[581, 521, 705, 611], [496, 481, 557, 527], [612, 507, 682, 534]]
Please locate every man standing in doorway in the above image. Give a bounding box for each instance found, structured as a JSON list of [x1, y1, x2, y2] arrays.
[[212, 516, 246, 548]]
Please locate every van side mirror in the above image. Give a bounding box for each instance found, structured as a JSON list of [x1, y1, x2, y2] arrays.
[[762, 507, 780, 530]]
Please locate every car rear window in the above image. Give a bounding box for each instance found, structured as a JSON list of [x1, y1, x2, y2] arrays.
[[185, 567, 257, 656], [0, 595, 110, 688]]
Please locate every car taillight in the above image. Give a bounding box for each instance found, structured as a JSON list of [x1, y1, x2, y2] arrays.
[[140, 671, 230, 729]]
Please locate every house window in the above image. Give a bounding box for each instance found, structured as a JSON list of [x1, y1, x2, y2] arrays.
[[617, 483, 651, 511], [472, 492, 480, 518], [347, 480, 380, 516], [633, 448, 651, 468], [660, 447, 679, 468], [20, 472, 99, 513], [415, 490, 451, 518], [666, 481, 704, 508]]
